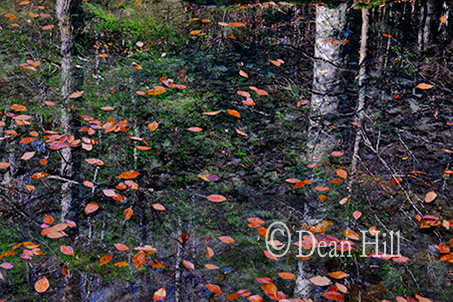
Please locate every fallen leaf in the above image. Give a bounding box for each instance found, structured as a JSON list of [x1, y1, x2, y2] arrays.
[[35, 276, 50, 293], [425, 191, 437, 203]]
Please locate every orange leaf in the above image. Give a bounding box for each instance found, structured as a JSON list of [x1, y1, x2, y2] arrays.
[[424, 191, 437, 203], [190, 30, 202, 35], [19, 137, 36, 144], [152, 203, 166, 210], [218, 236, 235, 244], [309, 275, 330, 286], [227, 109, 241, 118], [116, 170, 140, 179], [206, 284, 222, 294], [294, 181, 306, 189], [229, 22, 245, 27], [132, 62, 142, 70], [43, 215, 54, 225], [391, 178, 402, 183], [330, 178, 343, 184], [328, 271, 349, 279], [235, 128, 247, 136], [68, 91, 84, 98], [330, 151, 344, 157], [264, 250, 278, 261], [207, 194, 226, 202], [203, 110, 222, 115], [114, 243, 130, 251], [85, 202, 99, 214], [60, 245, 74, 256], [278, 272, 296, 279], [314, 186, 329, 192], [148, 121, 159, 131], [204, 263, 220, 270], [132, 252, 147, 270], [336, 169, 347, 179], [416, 83, 434, 89], [183, 260, 195, 270], [239, 70, 249, 78], [100, 254, 113, 266], [4, 14, 17, 19], [321, 291, 345, 301], [114, 261, 129, 267], [206, 247, 214, 258], [339, 196, 349, 205], [124, 208, 133, 220], [0, 162, 11, 169], [247, 295, 264, 302], [42, 24, 54, 30], [343, 229, 360, 241], [135, 146, 152, 150], [382, 33, 392, 38], [319, 195, 327, 202], [153, 288, 166, 301], [335, 282, 348, 293], [31, 172, 50, 179], [83, 180, 94, 188], [187, 127, 203, 132], [35, 276, 50, 293], [352, 211, 362, 220], [85, 158, 104, 166], [11, 104, 27, 111]]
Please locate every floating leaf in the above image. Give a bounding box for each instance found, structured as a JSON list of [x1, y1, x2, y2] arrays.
[[205, 263, 220, 270], [207, 194, 226, 202], [239, 70, 249, 78], [85, 202, 99, 214], [68, 91, 84, 98], [152, 203, 165, 211], [206, 247, 214, 258], [187, 127, 203, 132], [336, 169, 347, 179], [218, 236, 234, 244], [35, 276, 50, 293], [425, 191, 437, 203], [328, 271, 349, 279], [148, 121, 159, 131], [124, 208, 133, 220], [278, 272, 296, 279], [416, 83, 434, 89], [343, 229, 360, 241], [321, 291, 345, 301], [352, 211, 362, 220], [100, 254, 113, 266], [227, 109, 241, 118], [309, 275, 330, 286], [60, 245, 74, 256], [153, 288, 166, 301], [206, 284, 222, 294], [114, 243, 130, 251], [116, 170, 140, 179], [183, 260, 195, 270]]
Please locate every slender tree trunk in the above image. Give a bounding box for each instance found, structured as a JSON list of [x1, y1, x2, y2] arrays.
[[351, 9, 369, 175]]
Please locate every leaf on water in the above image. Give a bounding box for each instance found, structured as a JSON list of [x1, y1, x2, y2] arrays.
[[60, 245, 74, 256], [116, 170, 140, 179], [152, 203, 165, 211], [278, 272, 296, 279], [187, 127, 203, 132], [309, 275, 330, 286], [206, 284, 222, 294], [85, 202, 99, 214], [68, 91, 84, 98], [352, 211, 362, 220], [425, 191, 437, 203], [148, 121, 159, 131], [343, 229, 360, 241], [153, 288, 166, 301], [114, 243, 130, 251], [218, 236, 234, 244], [124, 208, 133, 220], [227, 109, 241, 118], [35, 276, 50, 293], [416, 83, 434, 89], [206, 247, 214, 258], [336, 169, 347, 179], [239, 70, 249, 78], [207, 194, 226, 202], [328, 271, 349, 279], [99, 254, 113, 266]]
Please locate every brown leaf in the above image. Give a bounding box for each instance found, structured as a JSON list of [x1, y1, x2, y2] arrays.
[[218, 236, 235, 244], [60, 245, 74, 256], [206, 247, 214, 258], [114, 243, 130, 251], [124, 208, 133, 220], [116, 170, 140, 179], [416, 83, 434, 89], [309, 275, 330, 286], [227, 109, 241, 118], [132, 252, 147, 270]]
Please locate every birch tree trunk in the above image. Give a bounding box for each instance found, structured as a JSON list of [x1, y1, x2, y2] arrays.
[[306, 3, 347, 163]]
